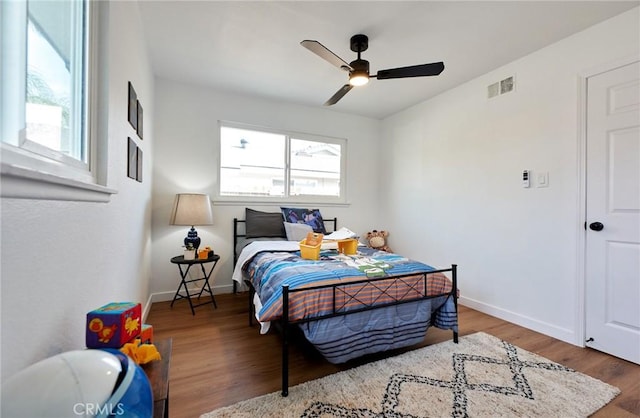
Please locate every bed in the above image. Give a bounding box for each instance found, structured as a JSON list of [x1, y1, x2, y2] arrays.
[[232, 208, 459, 396]]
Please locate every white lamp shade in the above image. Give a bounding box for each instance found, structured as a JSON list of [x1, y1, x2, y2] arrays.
[[169, 194, 214, 226]]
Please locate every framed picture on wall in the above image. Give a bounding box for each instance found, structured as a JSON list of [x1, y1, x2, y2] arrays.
[[136, 147, 143, 182], [127, 137, 137, 179], [136, 100, 143, 140], [128, 82, 137, 130]]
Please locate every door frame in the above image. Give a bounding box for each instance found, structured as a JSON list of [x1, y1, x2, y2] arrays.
[[576, 54, 640, 348]]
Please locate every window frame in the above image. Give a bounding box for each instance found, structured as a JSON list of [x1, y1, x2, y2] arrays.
[[217, 121, 348, 205], [0, 0, 115, 202]]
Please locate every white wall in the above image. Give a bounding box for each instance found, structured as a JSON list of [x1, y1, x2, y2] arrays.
[[380, 8, 639, 345], [0, 1, 154, 382], [150, 79, 382, 298]]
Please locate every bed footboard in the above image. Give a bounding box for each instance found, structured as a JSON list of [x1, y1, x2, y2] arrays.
[[280, 264, 458, 397]]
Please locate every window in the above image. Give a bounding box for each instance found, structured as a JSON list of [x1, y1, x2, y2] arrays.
[[1, 0, 113, 201], [25, 0, 87, 165], [219, 122, 346, 203]]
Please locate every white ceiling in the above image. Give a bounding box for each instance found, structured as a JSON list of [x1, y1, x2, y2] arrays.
[[139, 1, 638, 119]]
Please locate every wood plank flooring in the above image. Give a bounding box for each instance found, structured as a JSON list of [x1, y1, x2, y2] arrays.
[[146, 293, 640, 418]]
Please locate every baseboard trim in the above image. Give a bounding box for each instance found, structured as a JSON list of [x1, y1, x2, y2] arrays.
[[458, 296, 577, 346], [142, 293, 153, 322], [148, 284, 235, 305]]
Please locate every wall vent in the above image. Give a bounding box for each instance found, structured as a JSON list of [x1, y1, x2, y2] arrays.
[[487, 82, 499, 98], [488, 75, 515, 99], [500, 76, 514, 94]]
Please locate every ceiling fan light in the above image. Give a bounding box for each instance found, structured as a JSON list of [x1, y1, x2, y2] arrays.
[[349, 72, 369, 86]]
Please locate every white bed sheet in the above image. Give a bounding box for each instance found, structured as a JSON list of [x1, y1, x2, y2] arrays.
[[233, 240, 299, 334], [232, 240, 300, 285]]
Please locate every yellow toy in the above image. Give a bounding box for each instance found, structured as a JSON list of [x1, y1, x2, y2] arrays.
[[120, 340, 161, 365]]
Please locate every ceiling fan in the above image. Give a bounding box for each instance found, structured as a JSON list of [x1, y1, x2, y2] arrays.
[[301, 34, 444, 106]]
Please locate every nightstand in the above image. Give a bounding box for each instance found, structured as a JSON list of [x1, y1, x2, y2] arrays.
[[170, 254, 220, 315]]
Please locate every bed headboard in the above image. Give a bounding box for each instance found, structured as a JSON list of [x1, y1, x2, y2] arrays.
[[233, 216, 338, 266]]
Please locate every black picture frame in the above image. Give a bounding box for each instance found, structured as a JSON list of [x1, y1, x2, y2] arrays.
[[128, 82, 137, 130], [136, 147, 143, 183], [136, 100, 143, 140], [127, 137, 137, 179]]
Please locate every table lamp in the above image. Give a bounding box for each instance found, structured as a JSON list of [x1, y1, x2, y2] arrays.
[[169, 193, 213, 252]]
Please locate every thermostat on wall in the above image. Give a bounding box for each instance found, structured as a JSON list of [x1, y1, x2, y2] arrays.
[[522, 170, 530, 188]]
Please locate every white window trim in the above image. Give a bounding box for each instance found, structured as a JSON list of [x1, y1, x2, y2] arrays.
[[216, 120, 348, 205], [1, 157, 114, 202], [0, 0, 115, 202]]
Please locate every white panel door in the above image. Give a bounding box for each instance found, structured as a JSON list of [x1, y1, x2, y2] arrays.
[[585, 61, 640, 364]]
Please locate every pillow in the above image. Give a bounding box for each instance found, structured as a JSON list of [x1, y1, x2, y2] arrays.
[[283, 222, 313, 242], [280, 207, 327, 234], [245, 208, 286, 238]]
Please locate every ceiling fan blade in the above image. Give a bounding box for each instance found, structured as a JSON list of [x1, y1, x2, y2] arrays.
[[301, 40, 352, 72], [324, 84, 353, 106], [375, 62, 445, 80]]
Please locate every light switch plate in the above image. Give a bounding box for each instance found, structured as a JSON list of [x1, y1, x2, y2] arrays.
[[537, 172, 549, 188]]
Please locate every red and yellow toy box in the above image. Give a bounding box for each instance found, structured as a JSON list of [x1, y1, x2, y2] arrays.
[[86, 302, 142, 348], [139, 323, 153, 344]]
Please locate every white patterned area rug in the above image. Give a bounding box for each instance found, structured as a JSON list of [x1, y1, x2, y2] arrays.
[[201, 332, 619, 418]]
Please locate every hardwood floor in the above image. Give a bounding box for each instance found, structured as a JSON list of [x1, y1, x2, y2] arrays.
[[146, 293, 640, 418]]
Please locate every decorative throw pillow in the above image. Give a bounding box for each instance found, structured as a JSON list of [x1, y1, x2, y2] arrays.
[[245, 208, 286, 238], [283, 222, 313, 241], [280, 207, 326, 234]]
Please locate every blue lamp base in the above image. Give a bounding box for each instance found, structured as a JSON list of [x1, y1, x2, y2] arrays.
[[184, 226, 201, 252]]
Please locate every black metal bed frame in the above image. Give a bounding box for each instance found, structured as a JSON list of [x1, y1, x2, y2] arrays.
[[233, 217, 459, 396]]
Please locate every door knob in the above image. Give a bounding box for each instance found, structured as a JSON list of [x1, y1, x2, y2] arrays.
[[589, 222, 604, 231]]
